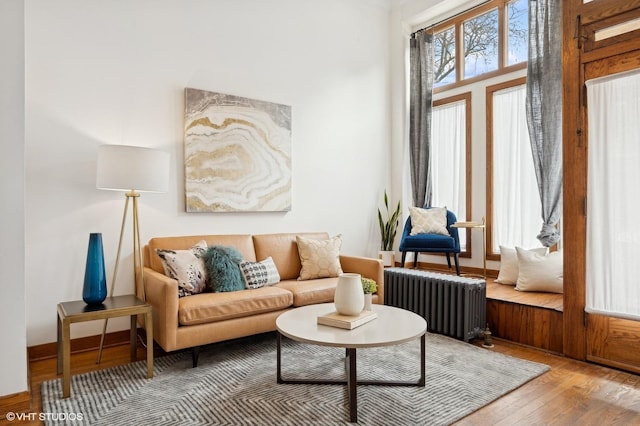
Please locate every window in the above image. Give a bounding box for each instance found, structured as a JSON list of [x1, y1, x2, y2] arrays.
[[487, 79, 542, 257], [463, 9, 499, 79], [426, 0, 533, 266], [507, 0, 528, 66], [432, 0, 528, 90], [434, 27, 457, 86], [431, 93, 471, 253]]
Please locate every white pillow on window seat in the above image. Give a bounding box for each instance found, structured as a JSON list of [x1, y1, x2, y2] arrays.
[[495, 245, 548, 285], [515, 247, 563, 293]]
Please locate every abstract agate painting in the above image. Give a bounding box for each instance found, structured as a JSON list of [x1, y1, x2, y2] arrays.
[[184, 88, 292, 212]]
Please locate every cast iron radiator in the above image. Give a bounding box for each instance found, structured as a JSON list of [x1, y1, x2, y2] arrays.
[[384, 268, 486, 342]]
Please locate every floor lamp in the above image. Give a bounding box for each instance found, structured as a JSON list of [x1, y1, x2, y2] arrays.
[[95, 145, 170, 363]]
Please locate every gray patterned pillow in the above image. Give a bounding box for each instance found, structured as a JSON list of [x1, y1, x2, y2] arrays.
[[156, 240, 208, 297], [239, 257, 281, 289]]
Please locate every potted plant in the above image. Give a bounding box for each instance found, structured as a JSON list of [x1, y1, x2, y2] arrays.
[[361, 277, 377, 311], [377, 190, 401, 267]]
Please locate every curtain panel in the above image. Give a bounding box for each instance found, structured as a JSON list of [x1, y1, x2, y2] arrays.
[[586, 69, 640, 321], [409, 29, 434, 208], [492, 85, 542, 252], [525, 0, 563, 247], [432, 100, 467, 249]]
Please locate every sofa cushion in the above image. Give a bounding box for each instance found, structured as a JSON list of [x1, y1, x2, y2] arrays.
[[178, 287, 293, 326], [252, 232, 329, 280], [275, 277, 339, 307], [296, 234, 343, 280], [239, 257, 281, 289], [156, 240, 208, 297]]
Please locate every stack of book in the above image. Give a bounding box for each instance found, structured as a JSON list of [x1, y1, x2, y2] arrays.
[[317, 310, 377, 330]]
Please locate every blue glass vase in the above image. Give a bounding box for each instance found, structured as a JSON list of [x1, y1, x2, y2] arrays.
[[83, 233, 107, 305]]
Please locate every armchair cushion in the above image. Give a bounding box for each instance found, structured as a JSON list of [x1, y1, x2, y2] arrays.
[[409, 206, 449, 235], [400, 233, 457, 250]]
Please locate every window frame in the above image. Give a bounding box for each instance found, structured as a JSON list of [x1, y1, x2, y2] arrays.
[[485, 76, 531, 261], [432, 92, 473, 258], [432, 0, 527, 93]]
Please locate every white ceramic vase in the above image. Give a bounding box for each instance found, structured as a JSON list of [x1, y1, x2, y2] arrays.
[[334, 273, 364, 316]]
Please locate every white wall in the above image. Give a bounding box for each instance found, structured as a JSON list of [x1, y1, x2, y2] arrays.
[[24, 0, 391, 346], [0, 0, 28, 396]]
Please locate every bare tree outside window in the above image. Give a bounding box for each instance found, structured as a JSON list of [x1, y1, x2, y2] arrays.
[[433, 0, 528, 87], [464, 9, 499, 78], [434, 27, 456, 86], [508, 0, 528, 65]]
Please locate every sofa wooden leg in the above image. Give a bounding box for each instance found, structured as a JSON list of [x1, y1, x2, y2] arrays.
[[192, 346, 200, 368]]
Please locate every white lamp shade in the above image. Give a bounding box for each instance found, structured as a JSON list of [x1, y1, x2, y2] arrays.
[[96, 145, 170, 193]]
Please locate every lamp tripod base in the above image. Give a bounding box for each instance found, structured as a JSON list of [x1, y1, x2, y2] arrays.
[[96, 191, 145, 364]]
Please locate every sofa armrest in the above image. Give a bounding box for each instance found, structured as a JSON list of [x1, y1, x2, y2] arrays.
[[143, 267, 179, 352], [339, 255, 385, 303]]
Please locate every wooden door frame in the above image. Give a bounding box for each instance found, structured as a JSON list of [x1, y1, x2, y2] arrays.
[[563, 0, 640, 361]]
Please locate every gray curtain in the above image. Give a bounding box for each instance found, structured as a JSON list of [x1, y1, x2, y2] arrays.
[[525, 0, 562, 247], [409, 29, 434, 208]]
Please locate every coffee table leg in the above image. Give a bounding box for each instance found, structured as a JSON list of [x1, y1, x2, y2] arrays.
[[420, 333, 426, 386], [347, 348, 357, 423], [276, 332, 283, 384], [276, 337, 423, 423]]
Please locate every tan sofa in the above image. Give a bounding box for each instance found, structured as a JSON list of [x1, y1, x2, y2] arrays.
[[139, 232, 384, 366]]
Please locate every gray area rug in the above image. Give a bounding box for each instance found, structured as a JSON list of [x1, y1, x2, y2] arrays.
[[42, 332, 549, 425]]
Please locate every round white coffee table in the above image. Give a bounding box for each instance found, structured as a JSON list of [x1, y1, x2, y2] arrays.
[[276, 303, 426, 423]]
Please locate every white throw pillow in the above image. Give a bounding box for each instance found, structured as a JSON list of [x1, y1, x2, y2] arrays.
[[515, 247, 563, 293], [296, 234, 343, 280], [495, 246, 548, 285], [409, 206, 449, 236]]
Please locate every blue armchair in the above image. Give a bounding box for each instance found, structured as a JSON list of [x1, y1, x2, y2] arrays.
[[399, 208, 461, 274]]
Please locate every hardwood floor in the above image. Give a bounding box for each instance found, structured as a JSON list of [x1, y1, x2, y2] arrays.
[[2, 337, 639, 425], [460, 341, 640, 425]]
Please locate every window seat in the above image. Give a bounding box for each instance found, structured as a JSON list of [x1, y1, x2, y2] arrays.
[[486, 280, 563, 312], [486, 279, 564, 353]]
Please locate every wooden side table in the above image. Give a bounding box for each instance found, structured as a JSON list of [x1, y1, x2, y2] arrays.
[[56, 295, 154, 398]]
